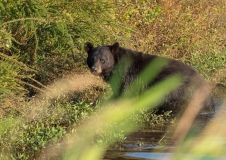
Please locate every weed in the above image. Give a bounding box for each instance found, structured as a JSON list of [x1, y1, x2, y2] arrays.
[[1, 0, 226, 159]]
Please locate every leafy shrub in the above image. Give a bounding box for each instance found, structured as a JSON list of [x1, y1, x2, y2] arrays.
[[1, 0, 226, 159], [0, 0, 123, 83]]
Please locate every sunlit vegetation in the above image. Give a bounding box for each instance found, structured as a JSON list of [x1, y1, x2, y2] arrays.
[[0, 0, 226, 159]]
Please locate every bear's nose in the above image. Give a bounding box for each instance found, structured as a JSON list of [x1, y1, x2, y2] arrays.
[[91, 66, 98, 73]]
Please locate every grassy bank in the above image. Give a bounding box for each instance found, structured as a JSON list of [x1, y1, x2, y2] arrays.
[[0, 0, 226, 159], [114, 0, 226, 84]]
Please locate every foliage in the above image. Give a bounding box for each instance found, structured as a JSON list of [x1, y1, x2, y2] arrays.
[[0, 0, 226, 159], [185, 53, 226, 84], [114, 0, 226, 85], [58, 74, 182, 160], [0, 98, 96, 159], [0, 0, 123, 83], [0, 53, 32, 114]]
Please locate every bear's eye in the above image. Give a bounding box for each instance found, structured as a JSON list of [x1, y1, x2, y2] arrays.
[[100, 59, 105, 64]]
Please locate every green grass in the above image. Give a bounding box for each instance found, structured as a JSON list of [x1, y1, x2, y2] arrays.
[[0, 0, 226, 159], [184, 53, 226, 85], [0, 98, 96, 159]]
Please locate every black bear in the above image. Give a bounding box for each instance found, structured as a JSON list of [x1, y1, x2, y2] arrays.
[[84, 42, 215, 115]]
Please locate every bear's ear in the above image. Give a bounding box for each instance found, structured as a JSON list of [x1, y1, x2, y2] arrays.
[[111, 42, 119, 54], [84, 42, 93, 53]]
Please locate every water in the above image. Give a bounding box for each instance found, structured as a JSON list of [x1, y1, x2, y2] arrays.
[[104, 85, 226, 160], [104, 115, 213, 159]]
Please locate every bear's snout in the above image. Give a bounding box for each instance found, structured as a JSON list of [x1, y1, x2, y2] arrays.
[[91, 66, 98, 72], [91, 65, 102, 76]]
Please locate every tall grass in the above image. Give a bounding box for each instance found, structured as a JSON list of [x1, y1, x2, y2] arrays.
[[114, 0, 226, 84], [1, 0, 226, 159], [0, 53, 33, 116], [58, 75, 181, 160]]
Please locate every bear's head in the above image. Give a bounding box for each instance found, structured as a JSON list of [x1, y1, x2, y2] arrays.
[[84, 42, 119, 78]]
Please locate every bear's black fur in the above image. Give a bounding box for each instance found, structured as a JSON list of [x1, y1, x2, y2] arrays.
[[84, 42, 215, 115]]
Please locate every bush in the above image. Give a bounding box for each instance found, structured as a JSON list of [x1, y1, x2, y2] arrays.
[[0, 0, 124, 83], [0, 53, 32, 115], [114, 0, 226, 84], [1, 0, 226, 159]]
